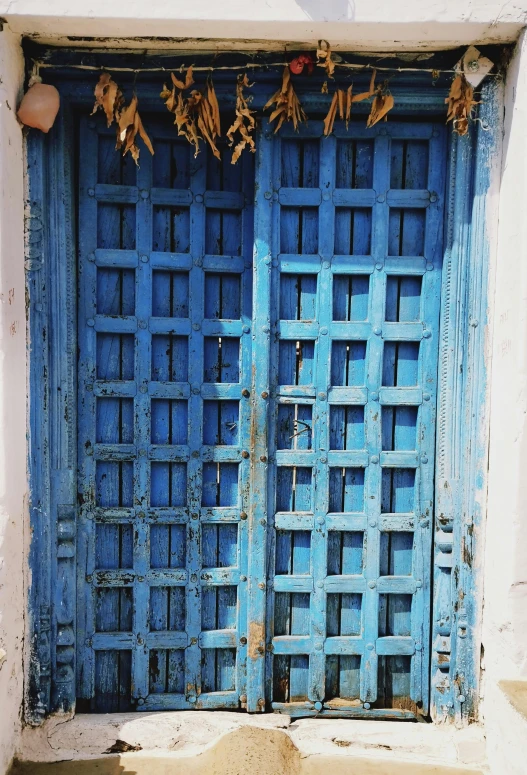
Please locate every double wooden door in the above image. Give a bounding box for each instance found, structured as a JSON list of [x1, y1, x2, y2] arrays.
[[77, 114, 445, 719]]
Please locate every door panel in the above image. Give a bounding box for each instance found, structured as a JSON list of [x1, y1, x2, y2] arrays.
[[77, 116, 254, 711], [77, 113, 445, 719], [257, 123, 445, 718]]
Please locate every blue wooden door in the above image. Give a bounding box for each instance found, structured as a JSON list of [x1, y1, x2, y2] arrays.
[[77, 113, 445, 718], [77, 117, 254, 711], [252, 121, 445, 718]]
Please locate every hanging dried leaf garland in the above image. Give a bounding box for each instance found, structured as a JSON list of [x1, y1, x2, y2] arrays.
[[195, 88, 221, 158], [351, 70, 395, 129], [445, 73, 478, 136], [351, 69, 377, 104], [226, 74, 256, 165], [161, 68, 222, 158], [366, 85, 395, 128], [92, 73, 153, 165], [160, 68, 198, 153], [317, 40, 336, 79], [193, 82, 222, 160], [170, 66, 195, 91], [323, 92, 338, 136], [92, 73, 123, 127], [116, 95, 155, 164], [206, 78, 221, 138], [321, 68, 396, 136], [323, 85, 352, 136], [264, 67, 307, 133]]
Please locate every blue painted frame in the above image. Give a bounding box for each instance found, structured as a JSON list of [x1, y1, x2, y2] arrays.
[[26, 100, 78, 722], [432, 80, 498, 723], [25, 59, 498, 724]]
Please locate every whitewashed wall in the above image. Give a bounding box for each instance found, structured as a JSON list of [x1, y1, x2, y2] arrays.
[[483, 28, 527, 775], [0, 26, 26, 775], [0, 0, 525, 49]]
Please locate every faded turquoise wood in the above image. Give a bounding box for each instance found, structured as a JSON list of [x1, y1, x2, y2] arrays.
[[258, 121, 446, 718], [432, 81, 499, 723], [77, 115, 445, 717], [77, 119, 254, 711]]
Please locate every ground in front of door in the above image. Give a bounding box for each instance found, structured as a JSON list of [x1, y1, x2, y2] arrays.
[[10, 712, 487, 774]]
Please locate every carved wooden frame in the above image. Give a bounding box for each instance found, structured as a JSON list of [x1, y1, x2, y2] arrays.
[[26, 101, 77, 721], [432, 81, 499, 722]]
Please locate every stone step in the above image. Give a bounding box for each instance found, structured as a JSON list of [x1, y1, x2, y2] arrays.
[[12, 713, 487, 775]]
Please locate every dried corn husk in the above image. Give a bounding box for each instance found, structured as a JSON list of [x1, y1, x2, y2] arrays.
[[226, 74, 256, 164], [317, 40, 335, 79], [161, 68, 221, 158], [264, 67, 307, 133], [323, 85, 353, 136], [92, 73, 123, 127], [445, 73, 478, 136], [115, 95, 154, 165]]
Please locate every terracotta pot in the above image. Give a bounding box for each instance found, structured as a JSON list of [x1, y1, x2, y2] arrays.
[[18, 82, 60, 133]]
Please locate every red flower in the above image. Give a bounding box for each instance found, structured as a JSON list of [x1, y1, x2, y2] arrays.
[[289, 55, 314, 75]]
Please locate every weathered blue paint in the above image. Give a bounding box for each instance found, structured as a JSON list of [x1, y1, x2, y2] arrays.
[[77, 118, 255, 711], [432, 79, 499, 723], [25, 60, 494, 723], [26, 130, 53, 725], [26, 104, 78, 725], [256, 121, 446, 718], [247, 128, 273, 713]]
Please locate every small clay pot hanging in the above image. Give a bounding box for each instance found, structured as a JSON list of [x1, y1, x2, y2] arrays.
[[18, 67, 60, 133]]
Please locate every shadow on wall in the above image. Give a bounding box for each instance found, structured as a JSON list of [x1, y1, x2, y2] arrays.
[[10, 761, 133, 775], [293, 0, 355, 22], [8, 727, 301, 775]]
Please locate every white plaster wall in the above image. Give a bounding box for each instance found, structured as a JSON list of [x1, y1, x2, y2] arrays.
[[484, 26, 527, 686], [0, 26, 26, 775], [0, 0, 525, 49], [483, 26, 527, 775]]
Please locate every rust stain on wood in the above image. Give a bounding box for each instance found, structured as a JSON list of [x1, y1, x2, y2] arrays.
[[248, 620, 265, 660]]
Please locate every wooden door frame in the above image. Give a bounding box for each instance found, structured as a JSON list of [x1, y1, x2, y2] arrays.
[[24, 50, 499, 725]]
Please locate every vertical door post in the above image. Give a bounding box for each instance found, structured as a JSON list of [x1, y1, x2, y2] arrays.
[[247, 127, 274, 712]]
